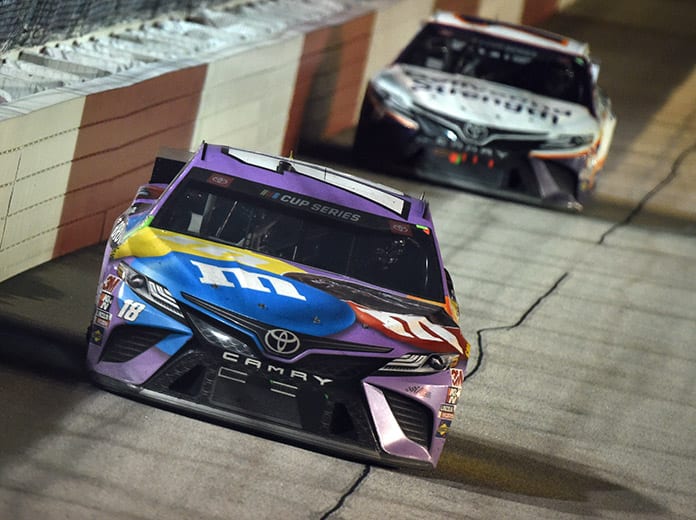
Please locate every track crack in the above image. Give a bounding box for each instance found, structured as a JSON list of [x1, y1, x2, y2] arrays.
[[465, 272, 568, 381], [598, 142, 696, 244], [320, 465, 371, 519]]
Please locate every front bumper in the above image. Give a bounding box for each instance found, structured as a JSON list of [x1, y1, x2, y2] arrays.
[[89, 342, 450, 469], [354, 98, 590, 211], [88, 299, 459, 468]]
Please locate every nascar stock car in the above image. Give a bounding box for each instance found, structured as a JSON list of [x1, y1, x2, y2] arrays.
[[354, 12, 616, 211], [87, 143, 470, 468]]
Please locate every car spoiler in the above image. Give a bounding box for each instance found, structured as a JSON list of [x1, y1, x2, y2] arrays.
[[149, 147, 194, 184]]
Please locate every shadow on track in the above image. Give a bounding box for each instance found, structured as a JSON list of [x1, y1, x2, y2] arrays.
[[406, 433, 668, 517]]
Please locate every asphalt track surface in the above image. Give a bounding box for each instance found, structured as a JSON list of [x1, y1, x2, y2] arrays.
[[1, 2, 695, 519]]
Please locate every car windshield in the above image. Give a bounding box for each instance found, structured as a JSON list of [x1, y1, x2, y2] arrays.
[[397, 22, 593, 108], [151, 173, 444, 302]]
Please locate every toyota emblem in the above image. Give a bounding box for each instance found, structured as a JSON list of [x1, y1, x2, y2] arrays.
[[264, 329, 301, 355], [462, 122, 488, 143]]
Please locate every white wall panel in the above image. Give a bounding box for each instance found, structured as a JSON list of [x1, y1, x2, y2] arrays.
[[192, 36, 303, 154], [356, 0, 435, 121]]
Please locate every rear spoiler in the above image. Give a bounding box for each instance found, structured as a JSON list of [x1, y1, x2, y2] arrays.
[[149, 147, 194, 184]]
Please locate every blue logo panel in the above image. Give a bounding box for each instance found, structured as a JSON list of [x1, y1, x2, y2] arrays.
[[131, 252, 355, 336]]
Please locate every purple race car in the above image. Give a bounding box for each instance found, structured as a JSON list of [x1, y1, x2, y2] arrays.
[[87, 143, 470, 468]]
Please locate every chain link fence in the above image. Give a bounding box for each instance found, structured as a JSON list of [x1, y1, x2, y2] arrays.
[[0, 0, 232, 54]]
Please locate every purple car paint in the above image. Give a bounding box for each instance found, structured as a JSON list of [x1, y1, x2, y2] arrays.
[[86, 143, 470, 468]]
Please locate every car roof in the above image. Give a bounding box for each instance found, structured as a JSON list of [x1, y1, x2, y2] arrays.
[[431, 11, 590, 58], [184, 143, 431, 224]]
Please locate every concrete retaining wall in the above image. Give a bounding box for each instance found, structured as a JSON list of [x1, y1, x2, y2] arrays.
[[0, 0, 574, 282]]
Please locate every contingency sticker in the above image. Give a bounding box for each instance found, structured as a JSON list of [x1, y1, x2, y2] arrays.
[[446, 386, 461, 405], [439, 403, 456, 420], [436, 419, 452, 438], [94, 309, 112, 328], [98, 291, 113, 311], [90, 325, 105, 346], [451, 368, 464, 388], [102, 274, 120, 294]]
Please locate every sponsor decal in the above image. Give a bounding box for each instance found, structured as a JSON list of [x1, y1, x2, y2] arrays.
[[462, 121, 489, 142], [207, 173, 233, 188], [406, 69, 572, 124], [191, 260, 307, 301], [94, 309, 111, 328], [221, 351, 332, 387], [451, 368, 464, 388], [98, 291, 113, 311], [349, 303, 468, 355], [439, 403, 456, 420], [440, 403, 455, 414], [263, 329, 301, 356], [439, 410, 455, 420], [406, 385, 432, 399], [91, 325, 104, 345], [110, 217, 127, 246], [388, 220, 412, 236], [436, 419, 452, 438], [102, 274, 120, 294], [446, 386, 460, 405]]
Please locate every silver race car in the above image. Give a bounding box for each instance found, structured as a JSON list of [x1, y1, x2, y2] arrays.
[[355, 12, 616, 210]]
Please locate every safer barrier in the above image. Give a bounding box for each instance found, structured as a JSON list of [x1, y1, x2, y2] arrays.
[[0, 0, 570, 282]]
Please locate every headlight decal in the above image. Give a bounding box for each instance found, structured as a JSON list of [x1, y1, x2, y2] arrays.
[[117, 262, 184, 319], [378, 353, 460, 374]]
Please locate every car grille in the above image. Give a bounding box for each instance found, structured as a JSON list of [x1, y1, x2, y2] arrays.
[[381, 388, 432, 448], [144, 340, 379, 449], [291, 354, 388, 381], [181, 293, 392, 358], [99, 326, 170, 363]]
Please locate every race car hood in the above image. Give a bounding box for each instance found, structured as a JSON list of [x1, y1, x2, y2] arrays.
[[376, 64, 598, 136], [113, 227, 469, 356]]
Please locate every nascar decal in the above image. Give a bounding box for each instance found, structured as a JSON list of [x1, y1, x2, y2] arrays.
[[348, 302, 470, 356], [259, 189, 361, 223]]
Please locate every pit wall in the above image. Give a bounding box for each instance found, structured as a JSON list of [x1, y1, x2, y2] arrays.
[[0, 0, 574, 282]]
